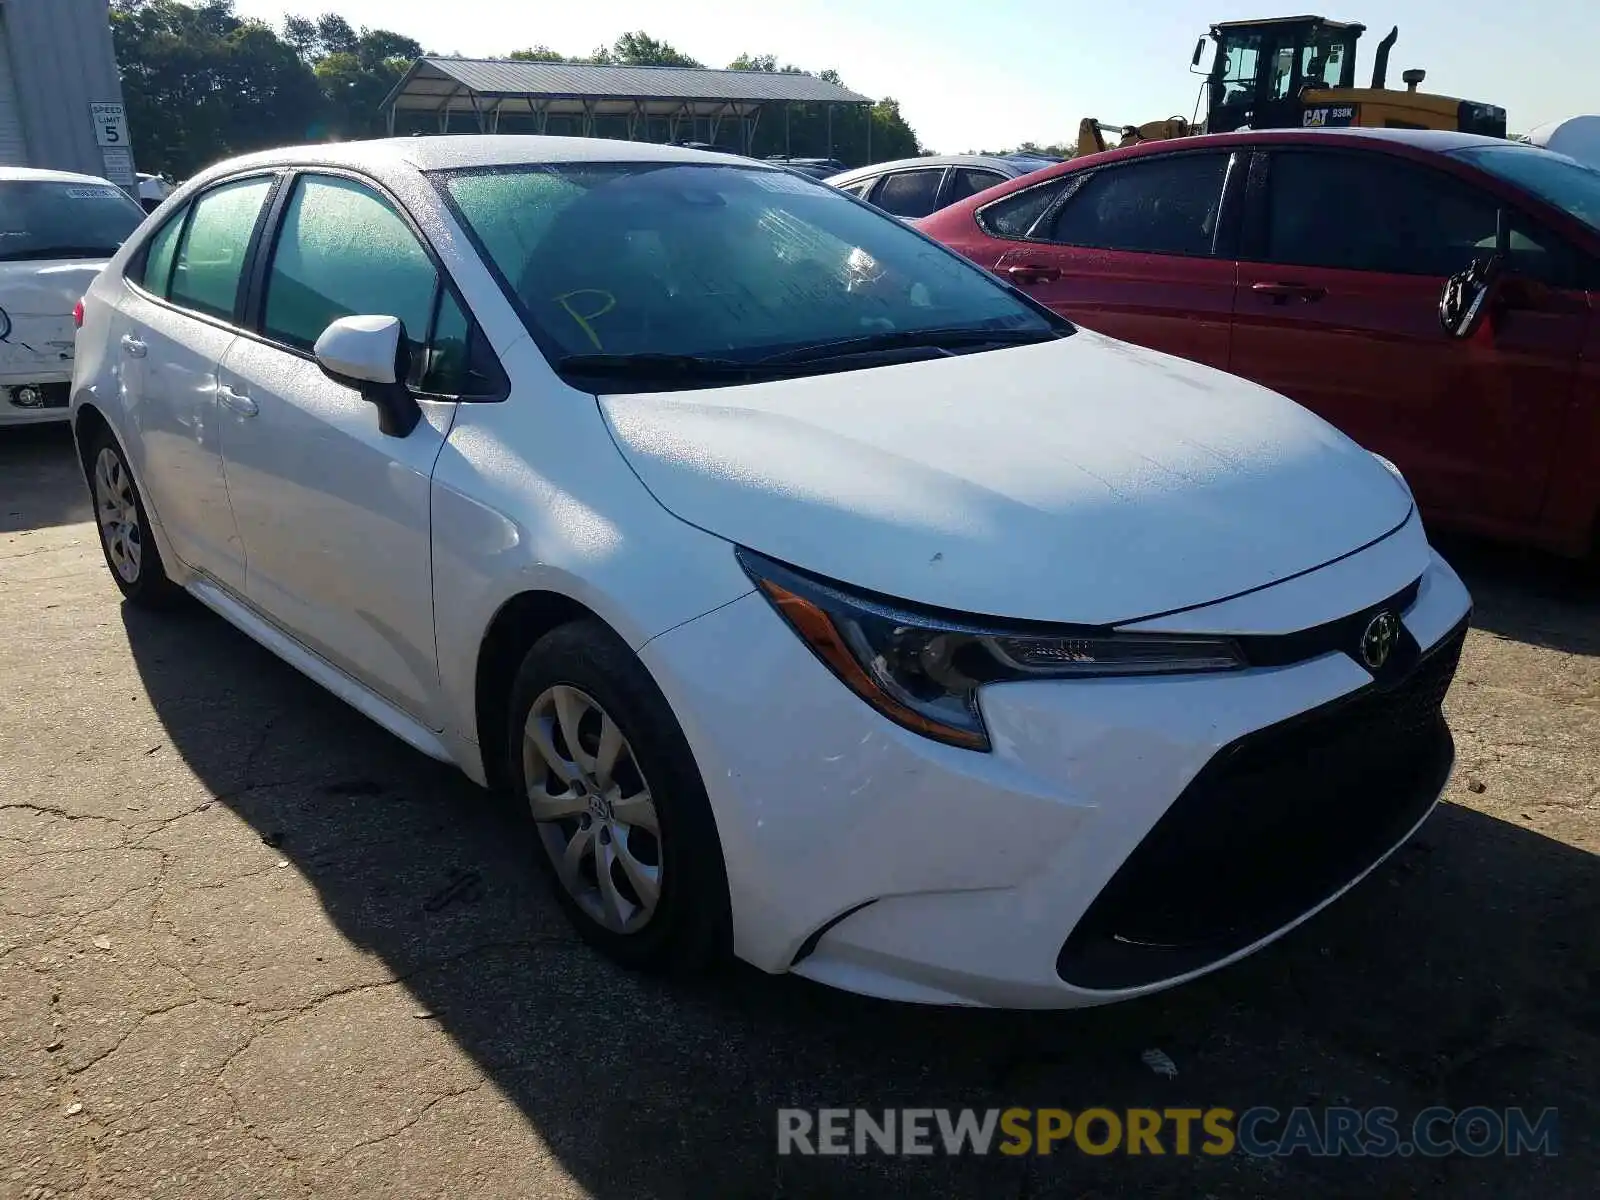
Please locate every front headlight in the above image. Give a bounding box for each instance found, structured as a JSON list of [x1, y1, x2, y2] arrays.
[[737, 549, 1245, 752], [1370, 451, 1413, 498]]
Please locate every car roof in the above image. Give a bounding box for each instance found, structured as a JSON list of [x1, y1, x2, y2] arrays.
[[0, 165, 122, 186], [184, 135, 768, 190], [1062, 126, 1515, 173], [826, 155, 1023, 186]]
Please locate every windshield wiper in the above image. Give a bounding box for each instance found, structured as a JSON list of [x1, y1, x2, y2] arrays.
[[0, 245, 119, 262], [759, 325, 1065, 365], [555, 352, 772, 380]]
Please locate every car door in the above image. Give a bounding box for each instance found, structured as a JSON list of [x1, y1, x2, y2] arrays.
[[214, 171, 497, 727], [1230, 147, 1588, 526], [987, 150, 1242, 370], [113, 174, 276, 591]]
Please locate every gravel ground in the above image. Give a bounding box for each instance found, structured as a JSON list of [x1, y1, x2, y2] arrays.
[[1, 422, 1595, 1199]]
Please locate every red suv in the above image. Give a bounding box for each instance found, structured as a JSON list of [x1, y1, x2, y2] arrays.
[[919, 129, 1600, 560]]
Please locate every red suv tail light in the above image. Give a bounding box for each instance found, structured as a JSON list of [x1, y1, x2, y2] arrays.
[[73, 299, 84, 329]]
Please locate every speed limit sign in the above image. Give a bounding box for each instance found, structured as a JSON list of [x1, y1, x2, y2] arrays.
[[90, 103, 130, 147]]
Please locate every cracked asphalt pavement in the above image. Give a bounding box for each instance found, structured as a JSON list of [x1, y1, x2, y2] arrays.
[[2, 423, 1596, 1198]]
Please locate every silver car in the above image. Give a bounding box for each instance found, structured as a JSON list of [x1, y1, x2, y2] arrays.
[[826, 154, 1053, 219]]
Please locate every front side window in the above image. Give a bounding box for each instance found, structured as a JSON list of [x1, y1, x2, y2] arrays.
[[872, 169, 944, 218], [169, 177, 272, 321], [440, 162, 1060, 373], [1261, 151, 1498, 276], [1450, 145, 1600, 234], [262, 175, 437, 351], [840, 179, 875, 199], [0, 180, 143, 263], [1043, 154, 1229, 256]]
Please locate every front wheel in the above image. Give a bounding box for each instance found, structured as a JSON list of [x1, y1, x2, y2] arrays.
[[87, 429, 182, 609], [506, 620, 730, 974]]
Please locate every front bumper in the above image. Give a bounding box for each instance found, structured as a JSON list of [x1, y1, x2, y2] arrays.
[[639, 544, 1472, 1009]]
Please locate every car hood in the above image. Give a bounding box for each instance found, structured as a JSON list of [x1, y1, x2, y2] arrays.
[[599, 331, 1412, 625]]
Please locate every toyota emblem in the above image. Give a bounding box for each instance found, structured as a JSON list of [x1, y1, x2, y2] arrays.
[[1360, 611, 1399, 670]]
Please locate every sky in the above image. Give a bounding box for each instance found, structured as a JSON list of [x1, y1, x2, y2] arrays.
[[232, 0, 1599, 150]]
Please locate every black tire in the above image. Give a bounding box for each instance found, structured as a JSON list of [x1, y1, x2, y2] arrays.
[[506, 618, 730, 974], [85, 426, 183, 609]]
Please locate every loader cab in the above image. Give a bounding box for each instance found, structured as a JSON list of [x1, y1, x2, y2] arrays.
[[1205, 16, 1363, 133]]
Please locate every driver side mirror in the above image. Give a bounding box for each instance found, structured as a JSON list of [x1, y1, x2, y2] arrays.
[[1439, 210, 1511, 340], [313, 315, 422, 437], [1439, 257, 1501, 339]]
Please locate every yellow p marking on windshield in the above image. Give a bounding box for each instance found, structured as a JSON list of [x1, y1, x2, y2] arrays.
[[554, 289, 616, 351]]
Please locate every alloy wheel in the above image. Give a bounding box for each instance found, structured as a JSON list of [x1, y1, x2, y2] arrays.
[[93, 447, 142, 584], [523, 684, 663, 934]]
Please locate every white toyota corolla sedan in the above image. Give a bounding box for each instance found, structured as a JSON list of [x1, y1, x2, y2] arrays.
[[71, 137, 1472, 1008]]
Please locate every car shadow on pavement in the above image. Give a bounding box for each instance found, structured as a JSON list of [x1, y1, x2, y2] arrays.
[[0, 424, 89, 534], [119, 599, 1598, 1199], [1433, 530, 1599, 657]]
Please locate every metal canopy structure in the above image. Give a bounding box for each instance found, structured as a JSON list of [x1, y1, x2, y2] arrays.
[[381, 57, 875, 157]]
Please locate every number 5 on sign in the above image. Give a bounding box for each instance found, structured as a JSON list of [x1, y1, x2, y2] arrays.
[[91, 103, 130, 147]]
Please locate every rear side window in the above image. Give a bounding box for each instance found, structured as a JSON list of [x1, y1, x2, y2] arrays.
[[1044, 153, 1230, 256], [169, 177, 272, 320], [136, 209, 185, 296], [262, 175, 437, 352], [947, 168, 1009, 204], [873, 169, 944, 218], [840, 179, 874, 198], [977, 178, 1072, 239]]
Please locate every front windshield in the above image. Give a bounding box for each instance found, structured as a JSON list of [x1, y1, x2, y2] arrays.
[[438, 162, 1058, 367], [1451, 146, 1600, 233], [0, 181, 144, 261]]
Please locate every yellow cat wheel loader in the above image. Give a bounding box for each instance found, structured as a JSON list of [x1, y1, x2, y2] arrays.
[[1077, 15, 1507, 156]]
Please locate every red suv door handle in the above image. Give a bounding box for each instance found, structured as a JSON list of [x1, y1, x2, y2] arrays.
[[1005, 263, 1062, 284], [1252, 281, 1327, 304]]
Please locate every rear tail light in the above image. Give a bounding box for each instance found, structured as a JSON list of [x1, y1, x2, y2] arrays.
[[73, 299, 84, 329]]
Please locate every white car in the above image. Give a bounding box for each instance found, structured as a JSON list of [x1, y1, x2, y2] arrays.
[[0, 166, 144, 425], [71, 137, 1472, 1009], [137, 172, 177, 213]]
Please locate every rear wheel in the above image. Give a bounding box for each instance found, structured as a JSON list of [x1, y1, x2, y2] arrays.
[[506, 620, 730, 973], [88, 429, 182, 608]]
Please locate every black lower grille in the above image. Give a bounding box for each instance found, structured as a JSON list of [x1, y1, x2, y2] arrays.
[[1058, 619, 1467, 990]]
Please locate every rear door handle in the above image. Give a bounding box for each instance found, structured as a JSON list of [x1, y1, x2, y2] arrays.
[[1251, 282, 1327, 304], [1005, 263, 1062, 284], [216, 384, 258, 417], [119, 334, 147, 358]]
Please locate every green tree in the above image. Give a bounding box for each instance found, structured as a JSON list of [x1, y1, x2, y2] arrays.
[[510, 46, 568, 62], [282, 14, 317, 61], [609, 32, 700, 67], [312, 12, 358, 56], [111, 0, 323, 178]]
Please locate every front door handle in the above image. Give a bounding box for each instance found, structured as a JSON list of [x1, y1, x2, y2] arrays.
[[216, 384, 258, 417], [1005, 263, 1063, 284], [1251, 281, 1327, 304], [119, 334, 147, 358]]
